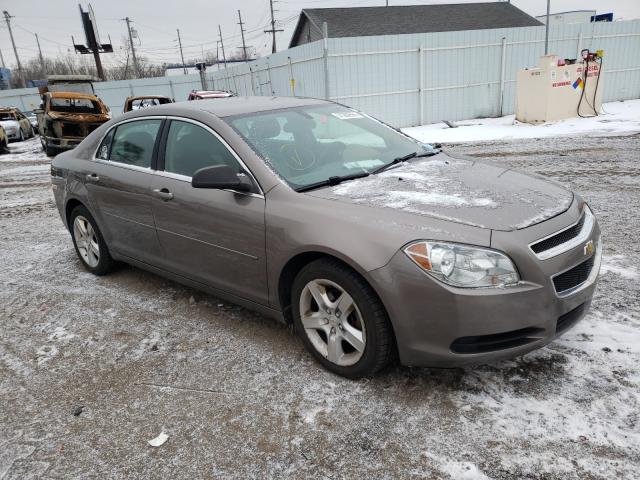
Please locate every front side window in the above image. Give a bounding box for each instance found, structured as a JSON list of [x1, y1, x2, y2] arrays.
[[107, 120, 162, 168], [163, 120, 242, 177], [227, 105, 435, 190]]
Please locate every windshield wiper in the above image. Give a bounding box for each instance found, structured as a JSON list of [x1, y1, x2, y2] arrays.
[[371, 150, 439, 175], [295, 171, 370, 193]]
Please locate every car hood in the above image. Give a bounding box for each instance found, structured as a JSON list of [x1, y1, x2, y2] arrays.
[[0, 120, 19, 129], [305, 153, 573, 231]]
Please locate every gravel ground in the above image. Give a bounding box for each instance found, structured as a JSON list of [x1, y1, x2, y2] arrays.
[[1, 135, 638, 479]]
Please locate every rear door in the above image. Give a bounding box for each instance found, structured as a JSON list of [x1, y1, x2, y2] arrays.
[[84, 117, 164, 265], [149, 118, 268, 304]]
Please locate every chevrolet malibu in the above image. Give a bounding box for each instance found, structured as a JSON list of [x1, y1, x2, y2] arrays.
[[50, 97, 601, 378]]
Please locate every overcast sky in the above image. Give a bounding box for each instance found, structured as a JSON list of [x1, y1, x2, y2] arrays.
[[1, 0, 638, 68]]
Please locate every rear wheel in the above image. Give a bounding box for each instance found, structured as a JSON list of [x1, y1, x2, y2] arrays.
[[69, 205, 115, 276], [292, 259, 395, 378]]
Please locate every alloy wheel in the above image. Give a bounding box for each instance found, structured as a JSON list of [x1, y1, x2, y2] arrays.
[[299, 279, 366, 366], [73, 215, 100, 268]]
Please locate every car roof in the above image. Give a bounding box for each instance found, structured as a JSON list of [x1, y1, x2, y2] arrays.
[[153, 96, 332, 118]]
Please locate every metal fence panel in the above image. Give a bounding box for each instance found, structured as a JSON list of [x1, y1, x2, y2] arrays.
[[0, 20, 638, 127]]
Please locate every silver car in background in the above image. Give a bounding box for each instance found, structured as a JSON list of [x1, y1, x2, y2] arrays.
[[50, 97, 601, 378]]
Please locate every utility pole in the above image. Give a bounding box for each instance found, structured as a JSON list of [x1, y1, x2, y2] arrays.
[[238, 10, 248, 62], [3, 10, 24, 87], [218, 25, 228, 69], [35, 33, 45, 68], [544, 0, 551, 55], [124, 17, 140, 78], [0, 48, 5, 69], [177, 29, 187, 75], [264, 0, 283, 54]]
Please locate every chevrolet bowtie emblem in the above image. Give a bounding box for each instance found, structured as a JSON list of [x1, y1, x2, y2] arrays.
[[584, 240, 595, 256]]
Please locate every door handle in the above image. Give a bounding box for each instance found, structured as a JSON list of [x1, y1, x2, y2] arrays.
[[152, 188, 174, 201], [86, 173, 100, 182]]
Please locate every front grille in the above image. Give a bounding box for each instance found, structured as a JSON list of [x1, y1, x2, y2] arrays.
[[556, 302, 586, 333], [531, 213, 585, 254], [451, 327, 544, 354], [553, 256, 594, 294], [62, 123, 85, 137]]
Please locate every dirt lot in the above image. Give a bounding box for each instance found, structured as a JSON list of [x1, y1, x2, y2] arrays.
[[1, 135, 639, 479]]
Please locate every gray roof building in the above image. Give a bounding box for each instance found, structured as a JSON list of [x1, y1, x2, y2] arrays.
[[289, 2, 543, 47]]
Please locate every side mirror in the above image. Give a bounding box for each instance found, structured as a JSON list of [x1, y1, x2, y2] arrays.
[[191, 165, 252, 192]]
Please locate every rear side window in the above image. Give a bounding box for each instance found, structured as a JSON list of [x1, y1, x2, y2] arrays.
[[163, 120, 242, 177], [107, 120, 162, 168], [97, 129, 115, 160]]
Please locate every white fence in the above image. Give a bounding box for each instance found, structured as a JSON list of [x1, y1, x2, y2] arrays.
[[1, 20, 639, 128]]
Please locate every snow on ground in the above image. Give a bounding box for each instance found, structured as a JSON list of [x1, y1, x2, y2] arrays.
[[1, 134, 639, 478], [404, 99, 640, 144]]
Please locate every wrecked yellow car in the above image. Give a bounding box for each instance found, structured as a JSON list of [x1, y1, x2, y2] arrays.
[[36, 92, 111, 157]]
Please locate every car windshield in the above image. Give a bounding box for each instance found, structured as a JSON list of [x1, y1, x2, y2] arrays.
[[0, 112, 17, 120], [50, 98, 102, 114], [226, 104, 435, 190]]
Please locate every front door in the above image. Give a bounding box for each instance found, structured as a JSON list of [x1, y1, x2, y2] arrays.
[[150, 118, 268, 304], [84, 118, 164, 265]]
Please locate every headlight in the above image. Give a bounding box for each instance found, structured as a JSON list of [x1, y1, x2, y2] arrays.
[[6, 126, 17, 133], [404, 241, 520, 288]]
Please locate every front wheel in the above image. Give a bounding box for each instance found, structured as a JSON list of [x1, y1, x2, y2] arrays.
[[292, 259, 395, 378], [19, 129, 24, 142], [69, 205, 115, 275], [45, 144, 57, 157]]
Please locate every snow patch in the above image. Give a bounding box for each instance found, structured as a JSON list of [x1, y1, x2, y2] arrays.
[[423, 452, 490, 480], [601, 255, 639, 279], [403, 99, 640, 144]]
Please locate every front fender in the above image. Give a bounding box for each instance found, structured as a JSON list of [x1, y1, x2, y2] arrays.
[[264, 184, 490, 308]]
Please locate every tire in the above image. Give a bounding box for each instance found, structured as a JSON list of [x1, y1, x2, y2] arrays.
[[69, 205, 115, 276], [19, 129, 24, 142], [45, 144, 58, 157], [292, 258, 395, 378]]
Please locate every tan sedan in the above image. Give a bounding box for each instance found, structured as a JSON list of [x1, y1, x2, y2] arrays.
[[49, 97, 602, 378]]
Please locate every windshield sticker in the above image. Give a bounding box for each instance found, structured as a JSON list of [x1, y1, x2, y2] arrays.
[[332, 111, 364, 120], [344, 160, 385, 169]]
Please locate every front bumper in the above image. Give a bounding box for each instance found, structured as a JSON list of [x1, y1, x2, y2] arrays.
[[367, 203, 601, 367], [6, 130, 20, 140], [45, 135, 82, 151]]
